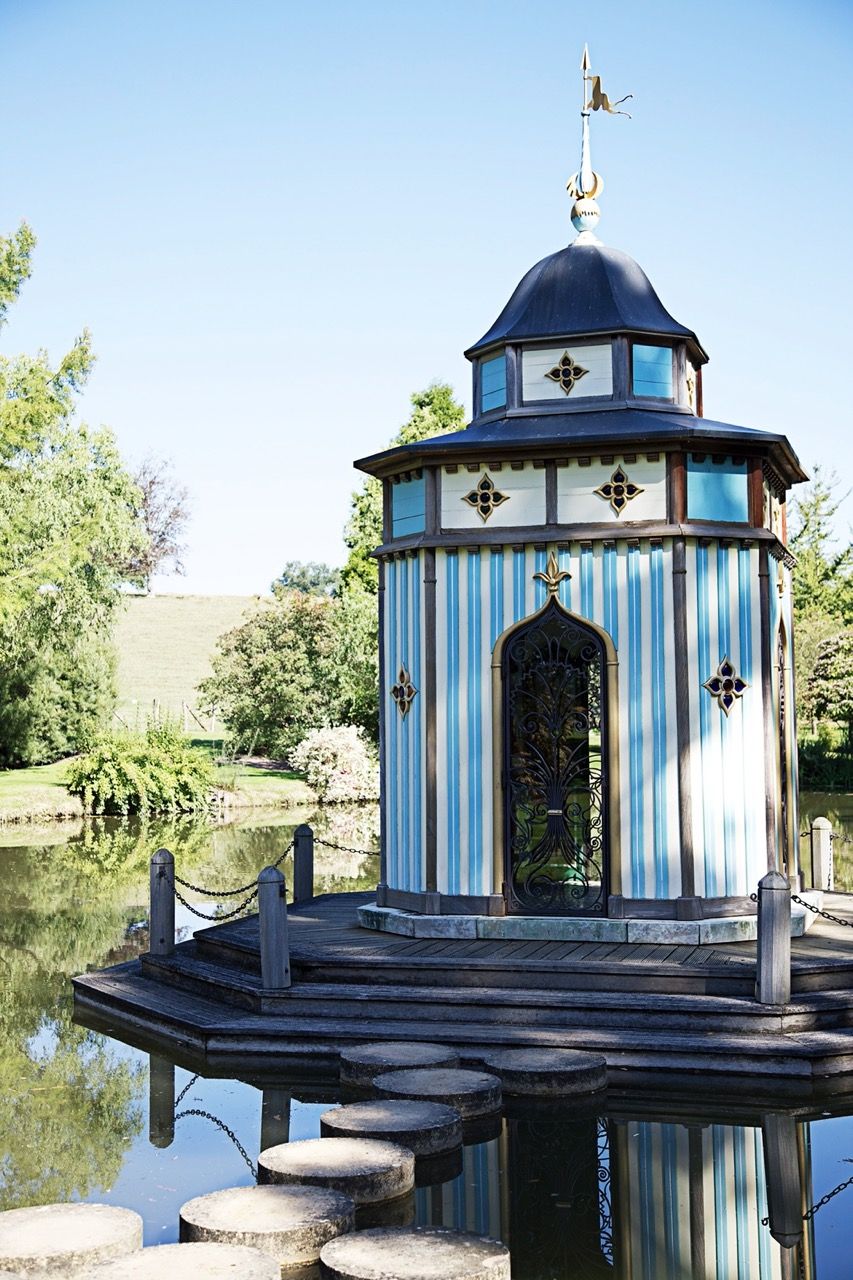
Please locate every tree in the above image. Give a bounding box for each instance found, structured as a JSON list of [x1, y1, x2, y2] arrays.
[[788, 467, 852, 624], [275, 560, 339, 596], [809, 630, 853, 748], [0, 223, 148, 763], [128, 454, 190, 590], [199, 587, 339, 757], [340, 383, 465, 592]]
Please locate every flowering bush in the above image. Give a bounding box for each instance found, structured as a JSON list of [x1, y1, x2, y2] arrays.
[[292, 725, 379, 804]]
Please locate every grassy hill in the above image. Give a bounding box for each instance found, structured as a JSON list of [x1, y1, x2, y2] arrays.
[[114, 593, 263, 730]]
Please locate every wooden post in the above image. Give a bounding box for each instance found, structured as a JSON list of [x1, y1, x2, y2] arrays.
[[293, 824, 314, 904], [258, 866, 291, 990], [810, 817, 833, 891], [149, 848, 175, 956], [148, 1053, 175, 1149], [755, 870, 791, 1005], [761, 1113, 803, 1249], [260, 1088, 292, 1152]]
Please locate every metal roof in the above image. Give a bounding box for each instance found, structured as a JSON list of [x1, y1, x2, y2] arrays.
[[355, 406, 807, 486], [465, 239, 708, 365]]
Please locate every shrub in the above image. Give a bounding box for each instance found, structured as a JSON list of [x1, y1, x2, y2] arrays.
[[67, 722, 214, 815], [292, 725, 379, 804]]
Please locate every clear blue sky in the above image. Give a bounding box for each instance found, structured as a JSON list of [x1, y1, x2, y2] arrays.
[[2, 0, 851, 595]]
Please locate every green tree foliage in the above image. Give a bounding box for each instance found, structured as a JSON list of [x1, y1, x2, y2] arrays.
[[789, 469, 853, 765], [341, 383, 465, 592], [275, 560, 340, 596], [0, 223, 147, 763], [67, 722, 214, 815]]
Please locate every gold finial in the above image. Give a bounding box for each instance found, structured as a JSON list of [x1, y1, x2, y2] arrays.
[[533, 551, 572, 596]]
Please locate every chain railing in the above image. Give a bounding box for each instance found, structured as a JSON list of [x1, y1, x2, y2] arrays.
[[763, 1162, 853, 1227], [313, 836, 380, 858], [174, 1107, 258, 1177], [790, 892, 853, 930]]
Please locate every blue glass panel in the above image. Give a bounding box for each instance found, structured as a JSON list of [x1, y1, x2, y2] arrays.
[[391, 475, 426, 537], [633, 343, 673, 398], [687, 456, 749, 523], [480, 353, 506, 412]]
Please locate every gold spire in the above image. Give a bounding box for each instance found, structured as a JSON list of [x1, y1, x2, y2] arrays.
[[567, 46, 632, 238]]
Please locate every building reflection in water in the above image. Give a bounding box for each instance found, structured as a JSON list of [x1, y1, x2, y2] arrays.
[[411, 1101, 816, 1280]]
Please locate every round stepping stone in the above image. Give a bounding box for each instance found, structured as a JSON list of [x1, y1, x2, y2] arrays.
[[481, 1048, 607, 1097], [80, 1242, 279, 1278], [258, 1137, 414, 1205], [179, 1184, 354, 1269], [372, 1069, 502, 1119], [340, 1043, 459, 1088], [320, 1226, 511, 1280], [0, 1203, 142, 1275], [320, 1100, 462, 1158]]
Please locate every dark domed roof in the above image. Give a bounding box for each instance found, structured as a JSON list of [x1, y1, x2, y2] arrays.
[[466, 239, 707, 364]]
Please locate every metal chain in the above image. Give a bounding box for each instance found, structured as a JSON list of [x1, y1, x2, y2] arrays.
[[174, 1108, 257, 1177], [173, 840, 294, 898], [314, 836, 380, 857], [765, 1167, 853, 1226], [171, 879, 259, 922], [791, 892, 853, 930], [174, 1072, 200, 1108]]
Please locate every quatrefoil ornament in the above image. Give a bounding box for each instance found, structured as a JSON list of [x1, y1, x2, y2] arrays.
[[703, 657, 749, 716], [390, 665, 417, 718], [545, 351, 589, 395], [594, 465, 644, 516], [462, 473, 510, 523]]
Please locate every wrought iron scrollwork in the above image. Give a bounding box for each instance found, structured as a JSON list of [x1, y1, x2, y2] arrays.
[[503, 599, 608, 916]]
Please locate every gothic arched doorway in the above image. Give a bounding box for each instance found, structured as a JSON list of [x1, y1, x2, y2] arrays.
[[498, 597, 612, 916]]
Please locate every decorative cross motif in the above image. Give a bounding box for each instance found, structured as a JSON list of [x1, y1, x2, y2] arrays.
[[594, 465, 644, 516], [703, 657, 749, 716], [545, 350, 589, 395], [390, 665, 417, 718], [462, 473, 510, 523], [533, 550, 572, 597]]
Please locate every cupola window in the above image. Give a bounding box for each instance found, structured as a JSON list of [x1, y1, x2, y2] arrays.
[[480, 353, 507, 412], [632, 343, 673, 399]]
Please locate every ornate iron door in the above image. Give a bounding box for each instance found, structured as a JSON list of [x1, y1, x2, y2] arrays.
[[502, 600, 608, 916]]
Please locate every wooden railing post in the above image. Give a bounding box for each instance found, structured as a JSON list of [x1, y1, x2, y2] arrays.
[[149, 848, 175, 956], [148, 1053, 175, 1149], [293, 824, 314, 904], [755, 870, 791, 1005], [258, 866, 291, 990], [760, 1113, 803, 1249], [810, 817, 833, 891]]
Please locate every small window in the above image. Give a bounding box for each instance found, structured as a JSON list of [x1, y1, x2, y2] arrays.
[[632, 344, 673, 399], [480, 353, 507, 412], [687, 456, 749, 523]]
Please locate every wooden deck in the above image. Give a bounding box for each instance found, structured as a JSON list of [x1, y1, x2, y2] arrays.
[[72, 892, 853, 1093]]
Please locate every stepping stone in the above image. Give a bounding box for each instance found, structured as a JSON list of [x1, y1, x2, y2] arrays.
[[481, 1048, 607, 1097], [355, 1190, 415, 1232], [258, 1137, 415, 1205], [320, 1100, 463, 1157], [372, 1069, 502, 1119], [320, 1226, 511, 1280], [340, 1043, 459, 1088], [0, 1203, 142, 1275], [179, 1184, 354, 1270], [79, 1242, 279, 1278]]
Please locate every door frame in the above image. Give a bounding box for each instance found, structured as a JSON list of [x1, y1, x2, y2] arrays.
[[490, 595, 622, 911]]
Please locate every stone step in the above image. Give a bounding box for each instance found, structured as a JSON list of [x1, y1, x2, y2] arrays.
[[72, 964, 853, 1082], [140, 945, 853, 1034]]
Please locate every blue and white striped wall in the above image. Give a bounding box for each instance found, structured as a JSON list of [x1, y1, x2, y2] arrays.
[[620, 1122, 786, 1279], [383, 537, 777, 903], [383, 554, 427, 895]]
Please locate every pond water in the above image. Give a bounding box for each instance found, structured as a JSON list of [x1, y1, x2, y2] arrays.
[[1, 796, 853, 1277]]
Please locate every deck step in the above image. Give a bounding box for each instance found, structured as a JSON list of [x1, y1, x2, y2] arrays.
[[140, 945, 853, 1034], [72, 962, 853, 1081]]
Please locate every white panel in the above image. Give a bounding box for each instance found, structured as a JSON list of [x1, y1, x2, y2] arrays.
[[457, 552, 471, 896], [480, 560, 494, 896], [640, 542, 655, 899], [522, 342, 613, 401], [685, 540, 707, 896], [616, 544, 632, 896], [557, 456, 667, 524], [661, 542, 682, 896], [441, 463, 546, 530]]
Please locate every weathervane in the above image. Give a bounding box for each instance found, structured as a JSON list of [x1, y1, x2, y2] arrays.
[[567, 45, 632, 238]]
